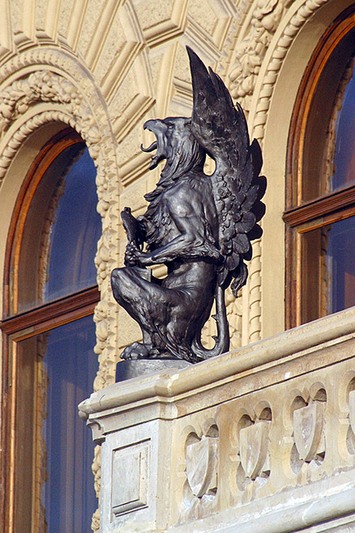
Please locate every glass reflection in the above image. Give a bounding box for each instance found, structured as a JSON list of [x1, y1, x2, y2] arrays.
[[15, 315, 97, 533], [326, 217, 355, 312], [44, 146, 100, 302], [301, 216, 355, 322], [331, 57, 355, 191], [17, 143, 100, 313]]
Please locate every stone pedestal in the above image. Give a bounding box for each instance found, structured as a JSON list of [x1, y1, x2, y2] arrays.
[[79, 308, 355, 533], [115, 358, 191, 381], [79, 363, 194, 532]]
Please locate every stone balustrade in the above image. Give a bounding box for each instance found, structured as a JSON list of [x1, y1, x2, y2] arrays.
[[79, 307, 355, 532]]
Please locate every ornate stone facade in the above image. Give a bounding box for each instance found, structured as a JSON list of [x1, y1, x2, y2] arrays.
[[0, 0, 354, 531]]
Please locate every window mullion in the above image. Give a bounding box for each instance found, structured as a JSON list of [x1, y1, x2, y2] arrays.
[[283, 186, 355, 228]]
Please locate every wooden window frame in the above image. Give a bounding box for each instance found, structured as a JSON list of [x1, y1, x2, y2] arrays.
[[0, 129, 100, 532], [284, 9, 355, 328]]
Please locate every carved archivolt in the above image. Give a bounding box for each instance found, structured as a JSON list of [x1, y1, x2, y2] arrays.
[[0, 49, 119, 393], [224, 0, 329, 342], [0, 71, 84, 134], [249, 0, 329, 141], [229, 0, 285, 112]]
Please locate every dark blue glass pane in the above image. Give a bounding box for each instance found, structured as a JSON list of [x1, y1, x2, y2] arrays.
[[331, 58, 355, 191], [327, 217, 355, 313], [44, 145, 101, 302], [42, 315, 97, 533], [301, 217, 355, 321]]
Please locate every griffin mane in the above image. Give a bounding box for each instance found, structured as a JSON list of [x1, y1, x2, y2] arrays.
[[145, 120, 206, 203], [142, 120, 206, 249]]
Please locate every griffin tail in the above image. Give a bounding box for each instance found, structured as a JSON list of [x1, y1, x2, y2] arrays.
[[191, 285, 230, 360]]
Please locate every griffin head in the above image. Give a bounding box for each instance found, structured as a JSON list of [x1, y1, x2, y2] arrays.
[[141, 116, 206, 180]]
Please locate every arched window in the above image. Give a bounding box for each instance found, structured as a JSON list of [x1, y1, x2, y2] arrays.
[[1, 129, 100, 532], [284, 10, 355, 327]]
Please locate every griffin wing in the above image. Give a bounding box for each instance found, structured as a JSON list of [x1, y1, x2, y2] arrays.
[[187, 47, 266, 296]]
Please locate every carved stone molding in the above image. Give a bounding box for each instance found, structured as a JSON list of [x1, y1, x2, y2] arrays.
[[249, 0, 329, 141], [0, 71, 85, 134], [111, 440, 150, 516], [0, 47, 119, 389], [229, 0, 285, 112], [0, 46, 119, 528], [222, 0, 329, 342]]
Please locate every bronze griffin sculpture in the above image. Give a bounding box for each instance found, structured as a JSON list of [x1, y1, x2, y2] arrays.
[[111, 48, 266, 364]]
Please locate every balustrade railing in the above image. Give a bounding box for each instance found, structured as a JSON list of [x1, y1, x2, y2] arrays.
[[79, 307, 355, 532]]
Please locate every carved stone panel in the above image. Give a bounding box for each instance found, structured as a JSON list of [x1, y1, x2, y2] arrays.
[[186, 435, 218, 498], [293, 401, 325, 462], [239, 420, 270, 480], [111, 440, 149, 517]]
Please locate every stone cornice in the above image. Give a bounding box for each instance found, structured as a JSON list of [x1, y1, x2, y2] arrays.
[[79, 306, 355, 426]]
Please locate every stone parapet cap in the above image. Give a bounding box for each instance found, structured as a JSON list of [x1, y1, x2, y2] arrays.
[[78, 307, 355, 431]]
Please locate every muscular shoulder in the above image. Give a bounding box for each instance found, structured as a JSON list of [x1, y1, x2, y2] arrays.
[[163, 176, 205, 217]]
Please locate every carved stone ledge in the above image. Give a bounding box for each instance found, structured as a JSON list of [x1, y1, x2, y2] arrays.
[[79, 307, 355, 421], [173, 471, 355, 533]]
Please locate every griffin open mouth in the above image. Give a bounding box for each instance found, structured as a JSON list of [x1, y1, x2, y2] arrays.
[[141, 121, 167, 169], [141, 140, 161, 169], [140, 140, 157, 153]]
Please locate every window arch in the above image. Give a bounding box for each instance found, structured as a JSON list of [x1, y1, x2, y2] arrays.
[[284, 9, 355, 327], [1, 129, 100, 532]]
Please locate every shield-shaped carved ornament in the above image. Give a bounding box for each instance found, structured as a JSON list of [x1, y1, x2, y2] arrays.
[[239, 420, 270, 479], [186, 435, 218, 497], [293, 401, 324, 462]]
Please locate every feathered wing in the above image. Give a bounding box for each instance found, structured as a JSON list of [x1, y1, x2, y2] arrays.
[[187, 47, 266, 296]]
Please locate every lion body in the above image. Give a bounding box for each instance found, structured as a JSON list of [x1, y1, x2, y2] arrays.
[[111, 169, 221, 361]]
